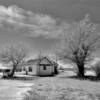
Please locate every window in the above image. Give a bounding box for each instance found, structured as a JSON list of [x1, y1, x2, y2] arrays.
[[29, 67, 32, 72], [43, 66, 46, 70]]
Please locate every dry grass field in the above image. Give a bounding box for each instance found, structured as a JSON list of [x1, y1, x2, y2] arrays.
[[0, 79, 33, 100], [1, 71, 100, 100], [23, 71, 100, 100]]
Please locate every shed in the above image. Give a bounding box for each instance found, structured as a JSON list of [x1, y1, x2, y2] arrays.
[[36, 57, 58, 76]]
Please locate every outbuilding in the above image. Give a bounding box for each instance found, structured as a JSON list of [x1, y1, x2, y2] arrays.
[[36, 57, 58, 76]]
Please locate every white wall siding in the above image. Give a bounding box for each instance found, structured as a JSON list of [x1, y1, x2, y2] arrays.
[[37, 65, 54, 75]]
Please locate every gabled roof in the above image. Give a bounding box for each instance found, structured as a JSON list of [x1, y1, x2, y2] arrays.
[[26, 56, 58, 66], [38, 56, 54, 65], [24, 59, 39, 66], [27, 59, 38, 64]]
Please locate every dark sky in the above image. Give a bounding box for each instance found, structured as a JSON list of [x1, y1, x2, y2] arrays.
[[0, 0, 100, 57], [0, 0, 100, 22]]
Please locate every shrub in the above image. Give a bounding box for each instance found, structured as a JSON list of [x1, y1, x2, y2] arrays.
[[93, 61, 100, 77]]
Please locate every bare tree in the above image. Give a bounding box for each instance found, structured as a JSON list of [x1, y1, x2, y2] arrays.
[[57, 14, 100, 77], [0, 45, 28, 77]]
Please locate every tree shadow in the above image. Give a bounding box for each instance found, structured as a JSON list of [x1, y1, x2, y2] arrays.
[[60, 75, 100, 82]]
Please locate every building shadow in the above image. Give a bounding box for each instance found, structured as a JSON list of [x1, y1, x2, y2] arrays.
[[1, 75, 39, 81]]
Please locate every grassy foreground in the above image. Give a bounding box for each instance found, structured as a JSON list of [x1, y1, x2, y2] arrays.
[[23, 77, 100, 100]]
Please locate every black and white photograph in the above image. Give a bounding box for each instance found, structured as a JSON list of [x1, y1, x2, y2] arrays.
[[0, 0, 100, 100]]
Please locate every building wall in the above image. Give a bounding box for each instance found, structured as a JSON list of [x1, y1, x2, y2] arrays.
[[37, 65, 54, 76], [31, 64, 37, 74]]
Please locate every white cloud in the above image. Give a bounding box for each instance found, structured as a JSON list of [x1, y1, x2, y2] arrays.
[[0, 5, 70, 39], [0, 5, 24, 18]]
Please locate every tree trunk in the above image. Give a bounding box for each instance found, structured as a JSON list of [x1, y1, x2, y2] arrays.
[[77, 64, 85, 77], [25, 70, 28, 75], [8, 65, 16, 78]]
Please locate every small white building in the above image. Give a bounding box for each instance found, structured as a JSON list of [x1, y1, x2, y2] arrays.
[[36, 57, 57, 76], [25, 57, 58, 76], [24, 59, 38, 75]]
